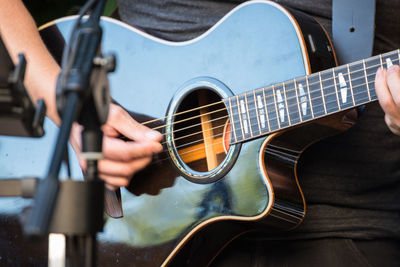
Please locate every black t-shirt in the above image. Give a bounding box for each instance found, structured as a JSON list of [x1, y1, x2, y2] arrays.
[[23, 0, 117, 26], [23, 0, 85, 26], [117, 0, 400, 240]]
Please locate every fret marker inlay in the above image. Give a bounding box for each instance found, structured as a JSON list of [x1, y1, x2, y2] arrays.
[[338, 73, 348, 103], [276, 89, 285, 122], [298, 83, 307, 115], [224, 50, 396, 144], [240, 100, 246, 114], [386, 58, 393, 68], [257, 95, 266, 128], [240, 99, 249, 134]]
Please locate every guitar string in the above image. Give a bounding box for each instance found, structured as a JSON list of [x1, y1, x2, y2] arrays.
[[135, 63, 385, 149], [172, 117, 227, 144], [155, 66, 376, 141], [150, 87, 376, 170], [163, 85, 373, 154], [150, 129, 312, 167], [129, 53, 399, 168], [131, 67, 380, 165], [173, 130, 298, 160], [138, 51, 398, 130], [144, 63, 376, 141], [155, 59, 384, 156], [140, 53, 395, 132], [136, 56, 383, 128], [142, 55, 396, 151], [149, 85, 376, 167], [150, 137, 297, 168], [115, 54, 397, 167]]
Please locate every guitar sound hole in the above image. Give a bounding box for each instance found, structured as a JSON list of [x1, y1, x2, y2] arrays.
[[173, 89, 230, 173]]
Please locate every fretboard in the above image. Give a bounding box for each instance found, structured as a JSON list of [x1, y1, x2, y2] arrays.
[[225, 49, 400, 144]]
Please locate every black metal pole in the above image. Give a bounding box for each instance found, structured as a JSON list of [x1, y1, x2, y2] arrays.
[[25, 92, 81, 237], [85, 234, 96, 267], [25, 2, 108, 267]]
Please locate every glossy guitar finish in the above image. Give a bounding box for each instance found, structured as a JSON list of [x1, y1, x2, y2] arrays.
[[0, 1, 347, 266]]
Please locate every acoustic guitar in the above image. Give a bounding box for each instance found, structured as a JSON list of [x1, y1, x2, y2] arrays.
[[0, 1, 396, 266]]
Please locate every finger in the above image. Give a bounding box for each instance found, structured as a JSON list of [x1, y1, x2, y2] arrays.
[[386, 65, 400, 108], [375, 67, 399, 118], [105, 184, 119, 191], [105, 104, 162, 142], [69, 123, 83, 153], [98, 157, 152, 177], [99, 174, 132, 189], [102, 136, 163, 161], [385, 114, 400, 135]]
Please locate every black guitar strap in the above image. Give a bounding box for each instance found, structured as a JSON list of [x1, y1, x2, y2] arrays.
[[332, 0, 376, 64]]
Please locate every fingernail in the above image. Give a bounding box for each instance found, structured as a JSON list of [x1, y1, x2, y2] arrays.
[[146, 130, 162, 140]]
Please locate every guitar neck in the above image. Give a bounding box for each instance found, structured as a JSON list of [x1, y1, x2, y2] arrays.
[[225, 49, 400, 144]]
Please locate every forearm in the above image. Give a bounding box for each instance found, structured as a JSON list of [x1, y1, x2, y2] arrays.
[[0, 0, 61, 124]]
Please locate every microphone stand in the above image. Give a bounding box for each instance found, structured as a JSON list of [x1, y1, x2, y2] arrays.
[[22, 0, 115, 266]]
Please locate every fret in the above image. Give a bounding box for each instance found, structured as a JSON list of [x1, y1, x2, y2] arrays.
[[243, 93, 254, 138], [320, 69, 339, 114], [362, 59, 371, 101], [346, 64, 356, 106], [254, 88, 270, 134], [318, 72, 327, 114], [274, 83, 289, 128], [381, 51, 398, 70], [348, 61, 370, 105], [225, 98, 238, 143], [398, 49, 400, 63], [229, 96, 243, 143], [305, 77, 314, 119], [264, 86, 279, 131], [332, 68, 341, 109], [282, 83, 292, 125], [305, 77, 314, 118], [226, 49, 400, 144], [284, 80, 301, 124], [396, 49, 400, 65], [252, 90, 262, 135], [333, 65, 353, 110], [262, 88, 272, 132], [293, 79, 303, 122], [245, 92, 260, 137], [282, 83, 291, 125], [364, 55, 381, 100], [238, 94, 252, 140], [307, 73, 325, 117], [296, 78, 313, 121], [272, 85, 281, 129]]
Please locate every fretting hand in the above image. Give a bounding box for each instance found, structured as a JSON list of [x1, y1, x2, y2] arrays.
[[375, 65, 400, 135]]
